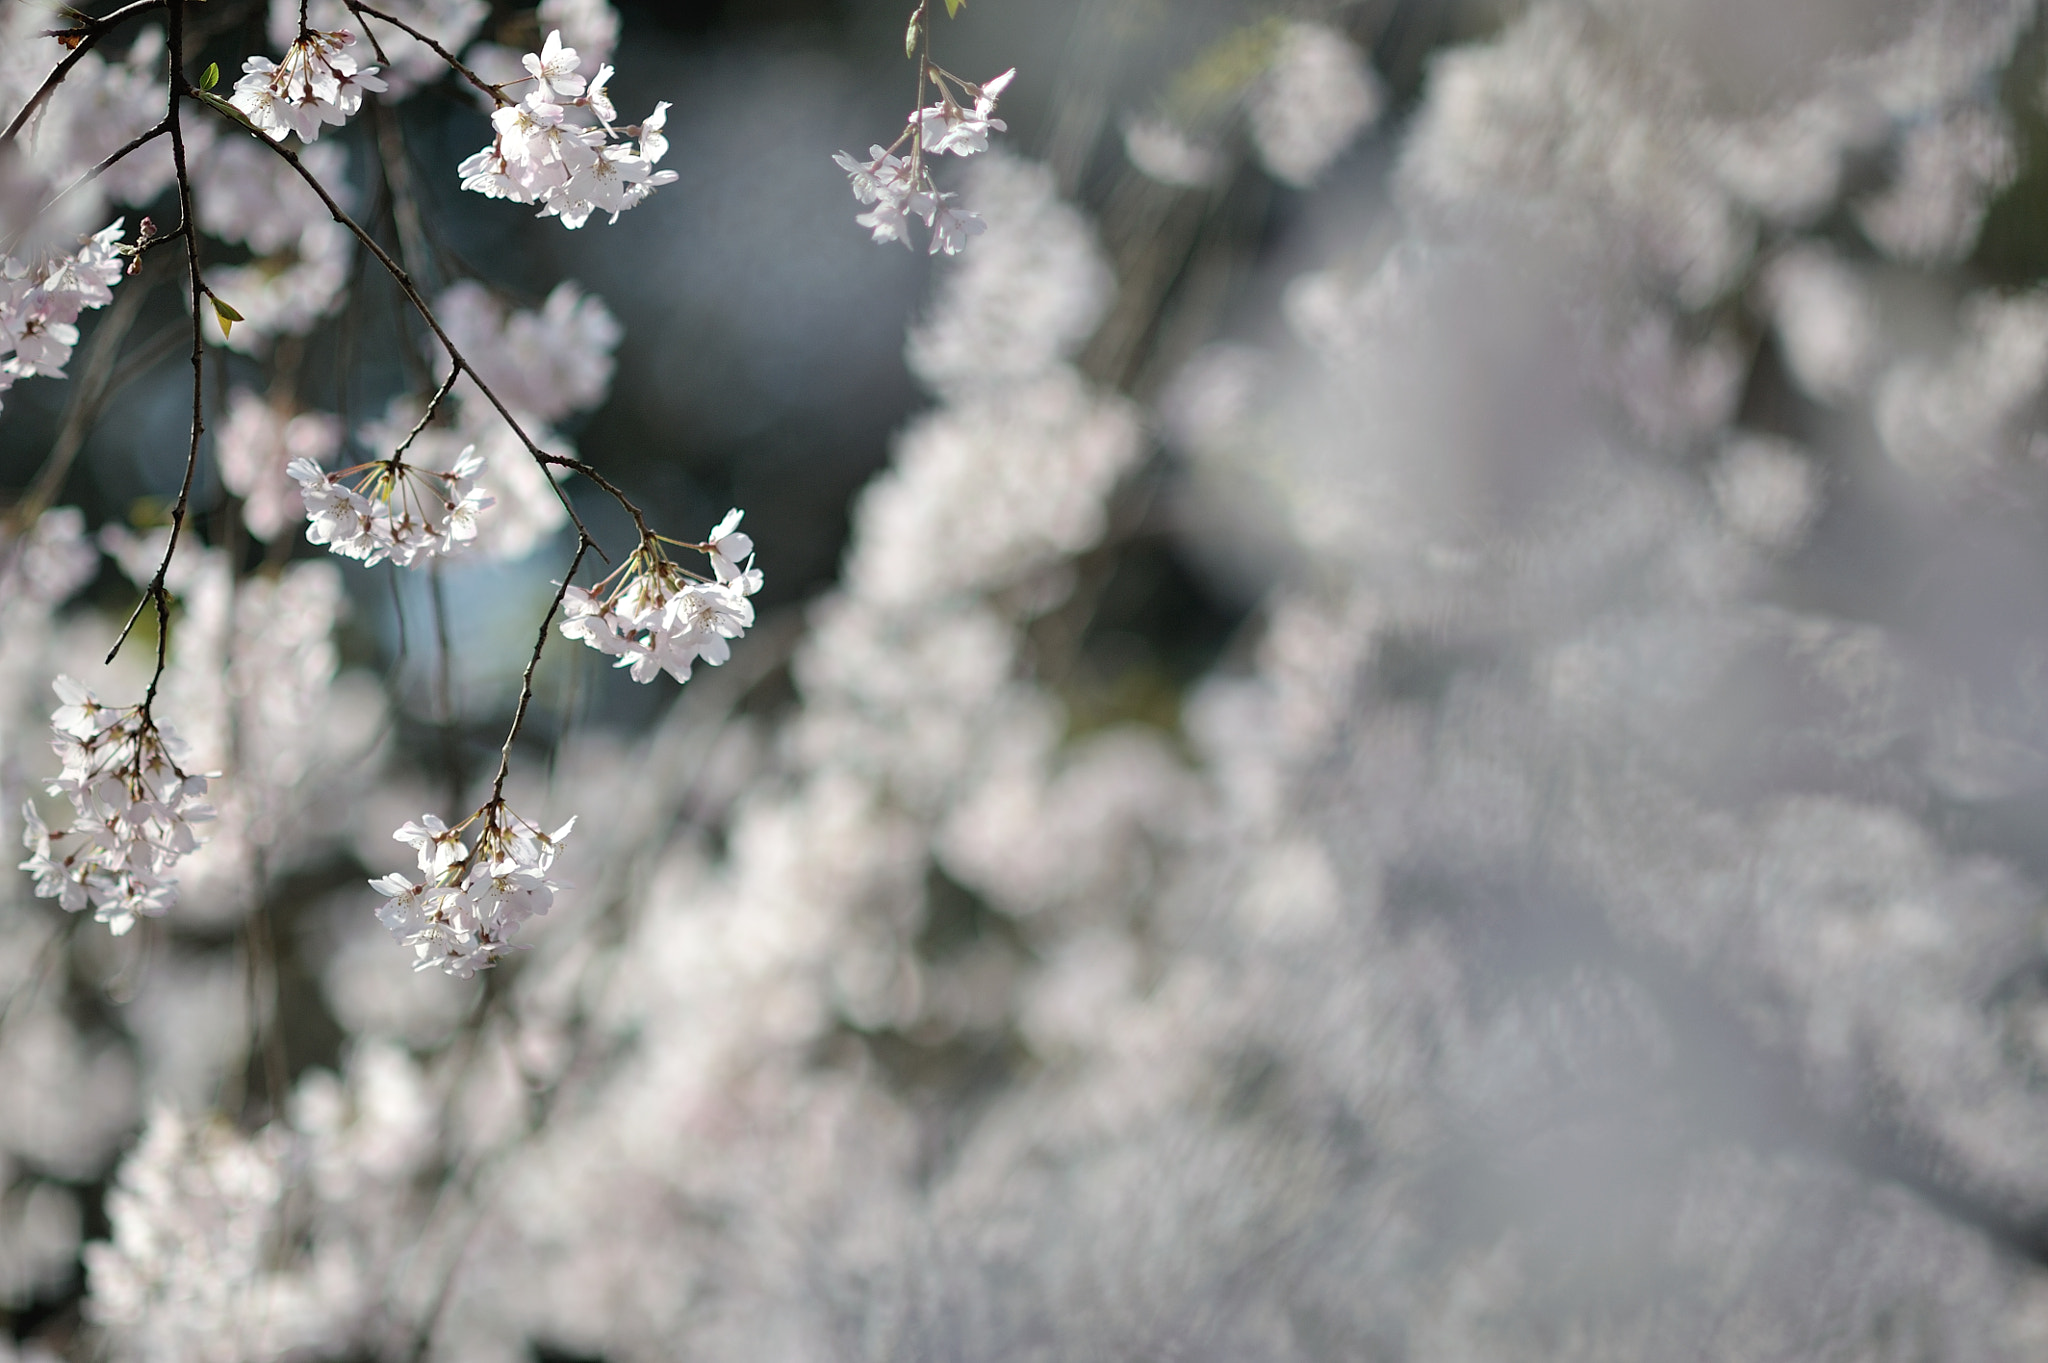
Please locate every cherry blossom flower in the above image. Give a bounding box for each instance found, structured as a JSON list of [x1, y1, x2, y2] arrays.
[[706, 508, 755, 584], [288, 446, 494, 567], [927, 195, 986, 256], [914, 67, 1014, 157], [435, 280, 620, 423], [267, 0, 488, 98], [372, 802, 575, 976], [522, 31, 587, 107], [1, 221, 128, 408], [1247, 22, 1381, 188], [457, 34, 674, 228], [835, 145, 934, 248], [20, 678, 216, 934], [559, 520, 763, 684], [834, 67, 1012, 255], [230, 30, 387, 144]]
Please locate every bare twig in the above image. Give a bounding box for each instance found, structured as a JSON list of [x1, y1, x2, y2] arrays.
[[342, 0, 508, 106], [489, 535, 591, 803], [392, 365, 462, 459]]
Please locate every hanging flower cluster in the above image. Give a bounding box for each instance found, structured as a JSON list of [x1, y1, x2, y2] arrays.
[[371, 803, 575, 977], [834, 55, 1013, 255], [1, 221, 128, 412], [19, 678, 216, 935], [230, 29, 388, 143], [560, 510, 761, 685], [457, 31, 676, 229], [287, 445, 494, 566]]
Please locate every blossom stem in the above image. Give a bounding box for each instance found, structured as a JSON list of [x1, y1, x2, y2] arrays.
[[342, 0, 510, 107], [488, 535, 592, 805], [535, 454, 650, 542], [909, 0, 930, 188], [393, 366, 462, 460]]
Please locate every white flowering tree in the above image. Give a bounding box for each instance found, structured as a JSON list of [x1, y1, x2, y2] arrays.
[[12, 0, 2048, 1359]]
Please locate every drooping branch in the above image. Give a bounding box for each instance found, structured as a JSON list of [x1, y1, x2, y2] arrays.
[[106, 7, 207, 715], [342, 0, 508, 107], [191, 95, 651, 557], [490, 535, 592, 804]]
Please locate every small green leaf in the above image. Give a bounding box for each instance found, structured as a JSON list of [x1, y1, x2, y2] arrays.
[[210, 295, 243, 339], [905, 11, 921, 57], [943, 0, 964, 16], [200, 60, 219, 91]]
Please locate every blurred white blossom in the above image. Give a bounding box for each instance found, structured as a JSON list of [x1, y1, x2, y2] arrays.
[[1248, 22, 1382, 187]]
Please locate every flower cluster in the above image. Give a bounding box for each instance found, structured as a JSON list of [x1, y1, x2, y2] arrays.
[[269, 0, 489, 98], [230, 29, 387, 143], [288, 447, 494, 567], [560, 511, 761, 684], [370, 803, 575, 977], [457, 31, 676, 229], [19, 678, 215, 935], [1, 221, 127, 412], [834, 67, 1013, 255]]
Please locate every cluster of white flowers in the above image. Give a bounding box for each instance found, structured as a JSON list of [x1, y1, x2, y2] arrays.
[[337, 281, 620, 562], [560, 512, 761, 684], [0, 222, 127, 412], [271, 0, 489, 97], [834, 67, 1013, 254], [229, 29, 387, 143], [371, 803, 575, 977], [288, 446, 494, 566], [18, 678, 214, 935], [457, 32, 676, 229]]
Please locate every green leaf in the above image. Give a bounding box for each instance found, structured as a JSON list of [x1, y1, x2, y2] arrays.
[[210, 295, 243, 339], [943, 0, 963, 15], [200, 61, 219, 91]]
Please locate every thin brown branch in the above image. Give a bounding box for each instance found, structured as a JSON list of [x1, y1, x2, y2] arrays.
[[536, 455, 650, 540], [342, 0, 508, 106], [392, 365, 461, 460], [489, 535, 591, 803], [109, 9, 206, 710]]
